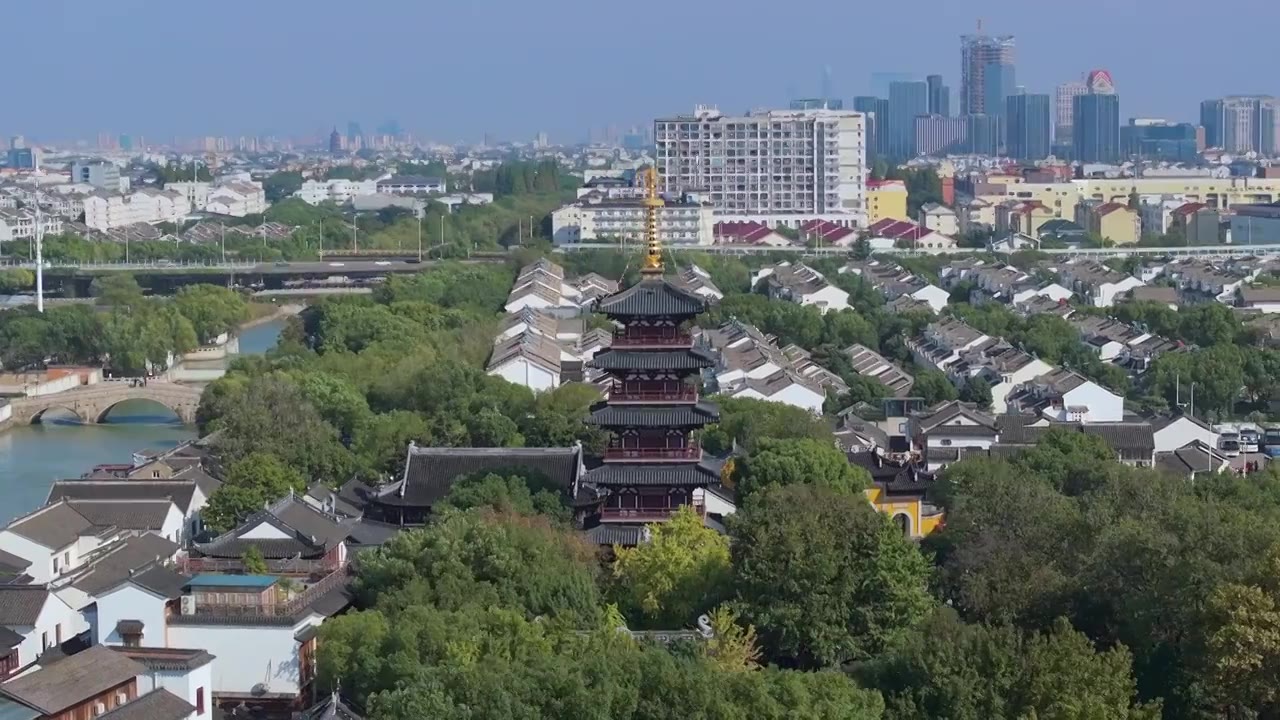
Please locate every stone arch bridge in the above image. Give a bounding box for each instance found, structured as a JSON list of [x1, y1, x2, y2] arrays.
[[9, 382, 203, 425]]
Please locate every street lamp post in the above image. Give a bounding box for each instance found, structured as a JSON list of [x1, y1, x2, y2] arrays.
[[33, 175, 44, 312]]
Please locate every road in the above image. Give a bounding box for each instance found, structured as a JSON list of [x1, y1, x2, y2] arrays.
[[2, 259, 499, 275]]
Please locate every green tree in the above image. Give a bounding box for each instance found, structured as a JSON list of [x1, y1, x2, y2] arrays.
[[262, 171, 304, 203], [959, 376, 993, 410], [859, 609, 1160, 720], [608, 506, 733, 629], [438, 471, 569, 523], [350, 410, 433, 483], [732, 438, 869, 502], [173, 284, 249, 343], [90, 273, 145, 308], [240, 545, 269, 575], [700, 396, 834, 455], [732, 484, 934, 668], [203, 452, 306, 531], [0, 268, 34, 293], [912, 369, 958, 406]]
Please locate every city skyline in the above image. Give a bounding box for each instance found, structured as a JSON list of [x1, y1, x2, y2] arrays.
[[6, 1, 1280, 145]]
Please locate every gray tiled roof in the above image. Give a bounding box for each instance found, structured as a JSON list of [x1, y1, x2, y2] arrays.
[[585, 524, 645, 546], [0, 645, 146, 714], [302, 693, 365, 720], [0, 626, 22, 650], [5, 502, 97, 549], [0, 586, 50, 626], [586, 401, 720, 428], [587, 347, 717, 371], [377, 446, 581, 508], [194, 496, 349, 560], [594, 277, 707, 317], [582, 461, 722, 487], [47, 481, 197, 514], [111, 647, 215, 673], [72, 533, 180, 596], [95, 689, 194, 720], [0, 549, 30, 576], [66, 499, 174, 531]]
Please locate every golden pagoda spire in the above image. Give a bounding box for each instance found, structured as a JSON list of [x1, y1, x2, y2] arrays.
[[640, 166, 664, 275]]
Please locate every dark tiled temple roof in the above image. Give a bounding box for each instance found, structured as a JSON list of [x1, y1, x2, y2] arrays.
[[375, 445, 581, 508], [594, 276, 707, 317], [191, 496, 348, 560], [582, 461, 723, 487], [95, 689, 194, 720], [584, 524, 646, 546], [586, 401, 720, 427], [586, 347, 717, 371], [0, 645, 145, 714]]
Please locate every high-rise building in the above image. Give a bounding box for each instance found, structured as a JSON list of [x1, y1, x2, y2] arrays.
[[346, 122, 362, 145], [871, 72, 916, 99], [118, 134, 133, 152], [1121, 119, 1198, 163], [1006, 93, 1051, 160], [1086, 69, 1116, 95], [1200, 96, 1278, 155], [653, 105, 868, 221], [853, 96, 889, 160], [983, 63, 1016, 120], [888, 81, 929, 158], [926, 75, 950, 117], [1072, 94, 1121, 163], [960, 32, 1015, 115], [915, 115, 967, 156], [966, 114, 1001, 156], [10, 136, 26, 150], [1055, 81, 1088, 145]]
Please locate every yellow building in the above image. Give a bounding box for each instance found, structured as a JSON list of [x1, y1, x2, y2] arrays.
[[866, 179, 909, 225], [995, 200, 1057, 239], [864, 484, 944, 539], [1086, 203, 1141, 244], [974, 176, 1280, 232]]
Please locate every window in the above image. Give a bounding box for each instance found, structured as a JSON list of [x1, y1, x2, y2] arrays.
[[41, 632, 48, 649], [94, 703, 106, 717], [196, 688, 205, 715], [116, 691, 128, 706], [55, 624, 61, 644], [63, 551, 70, 567]]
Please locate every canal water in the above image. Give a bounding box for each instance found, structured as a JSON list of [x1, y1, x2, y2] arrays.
[[0, 319, 287, 523]]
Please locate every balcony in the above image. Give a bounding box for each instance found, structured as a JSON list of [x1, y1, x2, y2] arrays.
[[603, 442, 702, 462], [608, 384, 698, 403], [611, 329, 693, 348], [601, 503, 706, 522]]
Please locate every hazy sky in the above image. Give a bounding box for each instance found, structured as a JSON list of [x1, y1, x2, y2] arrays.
[[10, 0, 1279, 144]]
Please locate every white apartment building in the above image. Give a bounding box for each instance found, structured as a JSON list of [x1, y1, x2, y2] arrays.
[[84, 189, 191, 231], [551, 194, 714, 245], [653, 105, 868, 227], [204, 182, 267, 217], [0, 209, 63, 240], [293, 178, 380, 205], [165, 181, 212, 209]]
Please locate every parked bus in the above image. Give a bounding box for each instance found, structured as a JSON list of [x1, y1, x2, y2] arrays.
[[1263, 423, 1280, 457]]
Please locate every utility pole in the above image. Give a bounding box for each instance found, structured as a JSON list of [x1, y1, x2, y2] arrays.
[[220, 223, 226, 264], [318, 219, 324, 259], [125, 223, 130, 264], [33, 173, 44, 312], [352, 215, 358, 252], [417, 214, 423, 261]]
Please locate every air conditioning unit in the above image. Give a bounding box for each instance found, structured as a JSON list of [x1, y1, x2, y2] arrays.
[[180, 596, 196, 615]]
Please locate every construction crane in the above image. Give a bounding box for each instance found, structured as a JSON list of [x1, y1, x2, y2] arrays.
[[640, 167, 664, 275]]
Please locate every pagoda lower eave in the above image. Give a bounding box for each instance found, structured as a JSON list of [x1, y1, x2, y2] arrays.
[[586, 401, 720, 428], [586, 347, 717, 372], [582, 461, 724, 488]]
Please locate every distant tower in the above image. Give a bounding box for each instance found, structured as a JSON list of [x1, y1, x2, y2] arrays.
[[328, 127, 342, 154], [960, 28, 1015, 115], [1086, 69, 1116, 95], [821, 65, 833, 103]]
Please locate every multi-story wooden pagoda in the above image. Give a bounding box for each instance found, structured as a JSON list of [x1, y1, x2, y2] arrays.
[[582, 169, 722, 528]]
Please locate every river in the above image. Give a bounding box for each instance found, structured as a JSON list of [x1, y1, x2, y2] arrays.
[[0, 318, 287, 523]]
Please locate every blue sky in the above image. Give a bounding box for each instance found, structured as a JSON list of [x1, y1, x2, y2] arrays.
[[10, 0, 1279, 144]]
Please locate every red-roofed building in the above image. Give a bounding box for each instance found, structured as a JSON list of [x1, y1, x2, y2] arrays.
[[801, 219, 857, 246], [713, 221, 792, 247], [865, 218, 956, 250]]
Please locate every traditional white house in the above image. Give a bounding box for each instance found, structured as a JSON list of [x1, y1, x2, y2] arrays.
[[94, 564, 191, 647], [1151, 413, 1219, 454], [722, 370, 826, 414], [485, 333, 574, 392], [0, 501, 118, 584], [909, 402, 1000, 472], [203, 183, 267, 217], [46, 481, 209, 544], [0, 586, 88, 672], [752, 262, 849, 314], [1006, 368, 1125, 423], [115, 646, 215, 720]]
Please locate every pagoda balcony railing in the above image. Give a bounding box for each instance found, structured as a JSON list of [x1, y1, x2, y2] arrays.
[[608, 384, 698, 403], [603, 442, 701, 462], [601, 503, 706, 522], [611, 329, 693, 348]]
